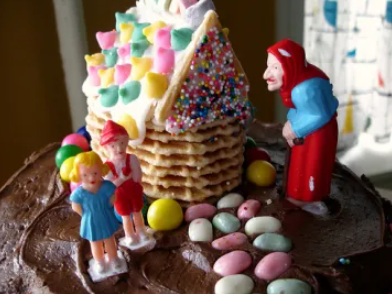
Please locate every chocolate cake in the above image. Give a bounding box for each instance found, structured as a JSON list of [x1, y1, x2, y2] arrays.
[[1, 121, 392, 294]]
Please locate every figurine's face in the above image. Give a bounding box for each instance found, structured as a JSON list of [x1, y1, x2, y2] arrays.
[[79, 164, 102, 190], [263, 53, 284, 92], [104, 135, 128, 159]]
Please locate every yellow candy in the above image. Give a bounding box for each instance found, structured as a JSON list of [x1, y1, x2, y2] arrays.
[[98, 68, 115, 87], [223, 28, 230, 37], [143, 21, 167, 44], [147, 199, 183, 231], [119, 23, 134, 44], [246, 160, 276, 187], [60, 156, 75, 183], [85, 53, 105, 66], [117, 114, 139, 140], [145, 72, 168, 99], [130, 57, 153, 80]]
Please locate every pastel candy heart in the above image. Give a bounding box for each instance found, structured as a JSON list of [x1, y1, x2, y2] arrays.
[[87, 65, 106, 86], [85, 53, 105, 66], [96, 31, 117, 50], [119, 23, 134, 44], [213, 251, 252, 276], [98, 68, 115, 87], [132, 23, 151, 42], [145, 72, 168, 99], [98, 85, 119, 107], [117, 114, 139, 140], [119, 81, 141, 105], [171, 28, 193, 51], [130, 57, 153, 80], [155, 47, 175, 74], [267, 279, 312, 294], [237, 200, 261, 220], [214, 275, 254, 294], [117, 43, 131, 59], [102, 48, 118, 67], [217, 193, 244, 209], [155, 27, 172, 49], [211, 233, 248, 251], [131, 40, 150, 57], [115, 12, 136, 31], [114, 64, 131, 85], [188, 218, 213, 242], [245, 216, 282, 236], [143, 21, 167, 44], [254, 252, 292, 281], [185, 203, 217, 222]]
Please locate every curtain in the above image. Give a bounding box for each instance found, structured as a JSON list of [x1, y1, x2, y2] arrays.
[[304, 0, 392, 150]]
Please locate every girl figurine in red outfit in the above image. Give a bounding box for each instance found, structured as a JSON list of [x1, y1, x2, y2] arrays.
[[263, 39, 339, 216], [100, 120, 151, 246]]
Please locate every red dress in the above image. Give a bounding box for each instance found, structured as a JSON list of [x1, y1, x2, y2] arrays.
[[106, 154, 143, 215]]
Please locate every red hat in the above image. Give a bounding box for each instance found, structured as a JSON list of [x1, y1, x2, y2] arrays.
[[100, 120, 128, 146]]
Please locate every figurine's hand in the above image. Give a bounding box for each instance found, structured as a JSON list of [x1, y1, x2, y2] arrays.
[[287, 140, 295, 148], [283, 121, 296, 144]]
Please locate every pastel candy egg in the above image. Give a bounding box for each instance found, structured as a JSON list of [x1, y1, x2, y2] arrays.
[[155, 48, 175, 74], [214, 274, 254, 294], [212, 213, 241, 234], [254, 252, 292, 281], [211, 232, 248, 250], [147, 199, 183, 231], [60, 156, 75, 183], [245, 217, 281, 236], [253, 233, 292, 252], [246, 160, 276, 187], [155, 27, 172, 49], [217, 193, 244, 209], [237, 200, 261, 220], [267, 279, 312, 294], [62, 134, 89, 151], [213, 251, 252, 276], [70, 181, 81, 192], [185, 203, 217, 222], [55, 145, 83, 168], [188, 218, 213, 242], [114, 64, 132, 85], [96, 31, 117, 50]]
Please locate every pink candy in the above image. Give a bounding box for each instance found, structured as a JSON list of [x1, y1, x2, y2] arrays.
[[70, 181, 81, 192], [185, 203, 217, 222], [237, 200, 261, 220], [211, 232, 248, 250], [213, 251, 252, 277], [96, 31, 117, 50], [88, 65, 106, 86], [155, 27, 172, 49], [254, 252, 292, 281], [155, 47, 175, 74], [117, 43, 131, 59], [62, 134, 89, 151], [115, 64, 132, 85]]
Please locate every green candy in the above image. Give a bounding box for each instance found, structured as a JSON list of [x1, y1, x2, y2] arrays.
[[102, 48, 118, 67], [55, 145, 83, 168], [171, 28, 194, 51], [245, 137, 257, 149], [119, 81, 141, 105], [99, 85, 119, 107], [132, 22, 151, 42], [141, 196, 149, 222], [115, 12, 136, 31], [212, 212, 241, 234], [267, 279, 312, 294], [131, 40, 150, 57], [253, 233, 292, 252]]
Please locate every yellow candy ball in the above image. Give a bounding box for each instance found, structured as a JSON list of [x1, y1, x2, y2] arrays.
[[117, 114, 139, 140], [60, 156, 75, 183], [246, 160, 276, 187], [147, 199, 183, 231]]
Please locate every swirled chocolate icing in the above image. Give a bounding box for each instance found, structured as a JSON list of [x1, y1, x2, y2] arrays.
[[1, 122, 392, 294]]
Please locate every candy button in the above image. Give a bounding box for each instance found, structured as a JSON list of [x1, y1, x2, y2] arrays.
[[102, 48, 118, 67], [117, 114, 139, 140], [62, 134, 89, 151], [131, 40, 150, 58], [217, 193, 244, 209], [119, 81, 141, 105], [212, 212, 241, 234], [87, 65, 106, 86], [85, 53, 105, 66], [147, 199, 183, 231], [76, 126, 91, 142], [213, 251, 252, 276], [245, 216, 281, 236], [55, 145, 83, 168], [267, 279, 312, 294], [155, 27, 172, 49], [254, 252, 291, 281], [96, 31, 117, 50], [188, 218, 213, 242], [185, 203, 217, 222], [115, 12, 136, 31], [154, 47, 175, 74], [246, 160, 276, 187], [119, 23, 134, 44], [211, 232, 248, 250], [171, 28, 193, 50], [145, 72, 168, 99], [130, 56, 153, 80], [60, 156, 75, 183], [253, 233, 292, 253], [237, 200, 261, 220], [143, 21, 167, 44], [98, 85, 119, 107], [214, 274, 254, 294], [132, 23, 151, 42], [114, 64, 131, 85]]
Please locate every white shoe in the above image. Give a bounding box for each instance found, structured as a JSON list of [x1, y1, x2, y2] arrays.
[[138, 231, 150, 241], [110, 258, 122, 271], [94, 260, 106, 274], [125, 235, 138, 245], [302, 201, 329, 217]]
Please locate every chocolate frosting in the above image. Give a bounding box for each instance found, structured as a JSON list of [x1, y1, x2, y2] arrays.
[[1, 122, 392, 294]]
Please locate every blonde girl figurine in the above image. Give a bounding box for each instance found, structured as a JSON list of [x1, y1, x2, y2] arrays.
[[69, 151, 122, 275]]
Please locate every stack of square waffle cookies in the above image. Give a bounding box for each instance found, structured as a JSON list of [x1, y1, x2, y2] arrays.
[[86, 111, 244, 204]]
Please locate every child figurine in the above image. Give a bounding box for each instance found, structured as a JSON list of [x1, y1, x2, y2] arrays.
[[69, 151, 127, 282], [100, 120, 154, 250], [263, 39, 339, 216]]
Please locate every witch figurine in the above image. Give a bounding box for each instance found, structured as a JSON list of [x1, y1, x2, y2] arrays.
[[263, 39, 339, 216], [100, 120, 153, 249]]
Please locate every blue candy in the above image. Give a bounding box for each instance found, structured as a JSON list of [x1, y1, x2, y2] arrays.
[[76, 126, 92, 143]]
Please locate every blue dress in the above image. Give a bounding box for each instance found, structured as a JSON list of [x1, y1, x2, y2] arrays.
[[70, 181, 119, 242]]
